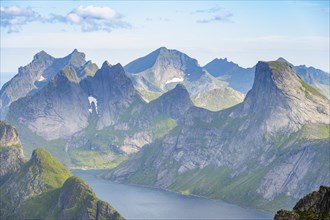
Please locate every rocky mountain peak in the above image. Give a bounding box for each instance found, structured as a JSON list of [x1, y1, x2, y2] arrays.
[[101, 60, 112, 69], [235, 60, 330, 133], [62, 49, 86, 68], [0, 121, 20, 147], [204, 58, 240, 77], [96, 62, 126, 80], [54, 66, 80, 84], [33, 50, 54, 62], [276, 57, 289, 63], [149, 84, 193, 119], [30, 148, 50, 165]]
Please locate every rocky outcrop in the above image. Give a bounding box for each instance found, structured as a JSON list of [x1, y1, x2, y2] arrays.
[[148, 84, 193, 120], [0, 49, 98, 119], [274, 186, 330, 220], [0, 121, 24, 184], [58, 176, 123, 220]]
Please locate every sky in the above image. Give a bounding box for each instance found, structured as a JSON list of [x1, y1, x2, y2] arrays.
[[0, 0, 329, 85]]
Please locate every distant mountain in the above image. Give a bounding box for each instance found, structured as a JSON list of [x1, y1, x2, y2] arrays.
[[125, 47, 244, 111], [204, 58, 255, 93], [292, 63, 330, 99], [107, 61, 330, 212], [0, 49, 98, 119], [204, 57, 330, 98], [274, 186, 330, 219], [0, 121, 124, 220]]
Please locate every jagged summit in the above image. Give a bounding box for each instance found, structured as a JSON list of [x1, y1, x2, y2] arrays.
[[96, 62, 126, 79], [60, 49, 86, 68], [204, 58, 240, 77], [276, 57, 289, 63], [235, 60, 329, 132], [55, 66, 80, 83], [149, 83, 193, 119], [101, 60, 112, 68], [33, 50, 54, 61]]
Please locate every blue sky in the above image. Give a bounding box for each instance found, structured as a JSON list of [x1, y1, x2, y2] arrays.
[[1, 0, 329, 81]]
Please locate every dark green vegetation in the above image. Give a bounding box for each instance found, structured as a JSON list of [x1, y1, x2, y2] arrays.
[[274, 186, 330, 220], [0, 121, 124, 219], [0, 148, 124, 220]]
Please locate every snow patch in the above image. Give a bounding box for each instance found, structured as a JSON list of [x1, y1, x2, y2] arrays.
[[88, 96, 98, 114], [165, 77, 184, 84], [38, 75, 46, 81]]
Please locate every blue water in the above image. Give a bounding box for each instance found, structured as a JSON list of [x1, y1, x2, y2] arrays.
[[72, 170, 273, 220]]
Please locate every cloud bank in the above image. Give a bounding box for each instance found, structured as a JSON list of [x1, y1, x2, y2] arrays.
[[50, 5, 131, 32], [195, 6, 233, 23], [0, 6, 41, 33], [0, 5, 130, 33]]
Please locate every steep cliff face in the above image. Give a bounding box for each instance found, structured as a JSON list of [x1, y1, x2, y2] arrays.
[[274, 186, 330, 220], [7, 67, 90, 140], [108, 61, 330, 211], [0, 121, 24, 184], [233, 61, 329, 133], [0, 49, 98, 119], [82, 62, 145, 130], [7, 62, 144, 140]]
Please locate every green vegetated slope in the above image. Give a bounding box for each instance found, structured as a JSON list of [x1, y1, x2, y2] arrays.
[[0, 147, 124, 220], [0, 121, 124, 220]]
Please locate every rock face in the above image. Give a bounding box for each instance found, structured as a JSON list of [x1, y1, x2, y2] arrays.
[[274, 186, 330, 220], [125, 47, 244, 111], [108, 61, 330, 212], [233, 61, 329, 133], [0, 49, 98, 119], [148, 84, 193, 120], [7, 62, 144, 140], [82, 62, 145, 130], [0, 137, 124, 219], [0, 121, 24, 184], [204, 57, 330, 98]]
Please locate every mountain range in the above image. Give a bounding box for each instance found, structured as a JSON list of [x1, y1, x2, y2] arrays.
[[0, 121, 123, 219], [1, 47, 329, 213], [106, 61, 330, 211]]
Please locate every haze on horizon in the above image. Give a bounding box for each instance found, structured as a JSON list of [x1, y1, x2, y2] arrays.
[[0, 0, 329, 81]]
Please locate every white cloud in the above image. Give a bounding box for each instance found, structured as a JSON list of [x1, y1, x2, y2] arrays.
[[197, 11, 233, 23], [0, 6, 40, 33], [73, 5, 117, 20], [194, 6, 233, 23], [51, 5, 130, 32]]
